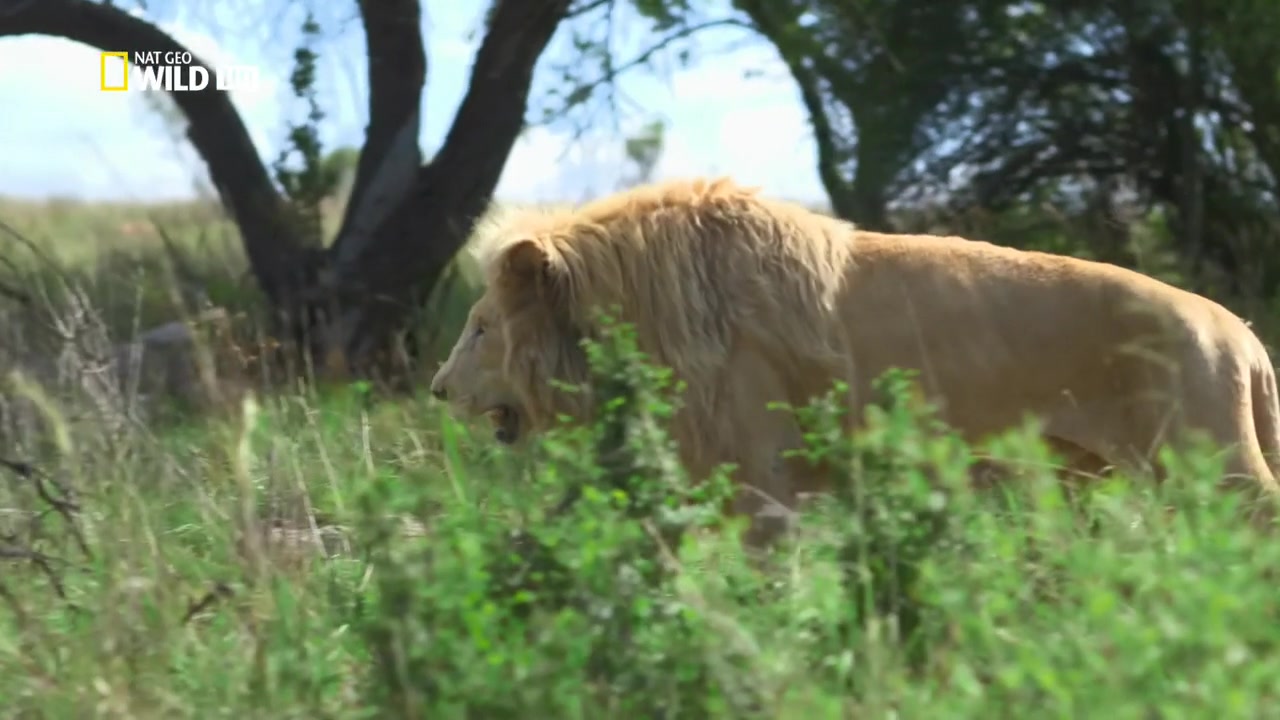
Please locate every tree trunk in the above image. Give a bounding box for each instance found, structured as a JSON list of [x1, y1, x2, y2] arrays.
[[319, 0, 574, 374], [733, 0, 897, 230], [0, 0, 574, 380]]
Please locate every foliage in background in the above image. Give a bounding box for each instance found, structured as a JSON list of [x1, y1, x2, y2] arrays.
[[552, 0, 1280, 301], [270, 11, 342, 247]]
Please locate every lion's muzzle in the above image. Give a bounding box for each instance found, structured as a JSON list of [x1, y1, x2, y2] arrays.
[[429, 368, 449, 401], [488, 405, 521, 444]]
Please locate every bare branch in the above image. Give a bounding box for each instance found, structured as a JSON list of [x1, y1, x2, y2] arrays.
[[182, 581, 235, 625], [0, 540, 69, 600], [316, 0, 575, 370], [549, 18, 749, 125], [342, 0, 575, 298], [0, 457, 91, 561], [567, 0, 612, 20]]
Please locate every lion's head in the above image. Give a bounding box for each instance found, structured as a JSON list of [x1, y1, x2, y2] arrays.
[[428, 293, 526, 443], [430, 236, 592, 446]]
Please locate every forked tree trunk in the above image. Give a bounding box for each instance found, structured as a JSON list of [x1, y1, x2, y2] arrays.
[[0, 0, 573, 378]]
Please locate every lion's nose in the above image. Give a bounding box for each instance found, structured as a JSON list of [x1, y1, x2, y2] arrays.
[[429, 365, 449, 401]]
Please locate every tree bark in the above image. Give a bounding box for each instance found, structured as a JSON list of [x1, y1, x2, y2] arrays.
[[331, 0, 425, 248]]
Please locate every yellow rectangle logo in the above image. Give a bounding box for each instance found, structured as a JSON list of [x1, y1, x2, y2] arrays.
[[100, 51, 128, 91]]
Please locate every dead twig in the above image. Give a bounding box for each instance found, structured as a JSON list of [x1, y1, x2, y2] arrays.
[[181, 582, 235, 625], [0, 457, 91, 561], [0, 579, 29, 624], [0, 539, 70, 600]]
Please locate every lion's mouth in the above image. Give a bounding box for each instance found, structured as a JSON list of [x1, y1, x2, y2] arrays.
[[485, 405, 521, 445]]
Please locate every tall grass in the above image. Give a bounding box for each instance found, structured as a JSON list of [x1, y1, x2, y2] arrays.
[[1, 197, 1280, 717]]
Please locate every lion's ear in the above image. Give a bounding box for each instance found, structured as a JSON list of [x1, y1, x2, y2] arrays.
[[497, 238, 567, 305], [500, 238, 549, 281]]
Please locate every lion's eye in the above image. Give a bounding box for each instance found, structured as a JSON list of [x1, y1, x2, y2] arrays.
[[474, 325, 486, 338]]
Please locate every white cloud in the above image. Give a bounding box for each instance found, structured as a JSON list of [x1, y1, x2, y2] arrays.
[[666, 44, 794, 103], [0, 37, 185, 199], [0, 21, 288, 201], [495, 127, 626, 203], [698, 102, 825, 201], [154, 21, 282, 115], [493, 109, 823, 206]]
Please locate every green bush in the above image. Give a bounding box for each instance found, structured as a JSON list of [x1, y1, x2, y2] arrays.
[[6, 304, 1280, 717]]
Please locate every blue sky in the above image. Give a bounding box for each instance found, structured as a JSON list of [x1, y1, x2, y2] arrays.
[[0, 1, 827, 205]]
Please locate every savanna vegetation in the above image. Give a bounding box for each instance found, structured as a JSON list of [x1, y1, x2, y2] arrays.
[[2, 0, 1280, 716]]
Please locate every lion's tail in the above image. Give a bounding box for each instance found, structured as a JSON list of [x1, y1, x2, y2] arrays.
[[1250, 357, 1280, 481]]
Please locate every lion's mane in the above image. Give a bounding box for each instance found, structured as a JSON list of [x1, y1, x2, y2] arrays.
[[471, 178, 859, 441]]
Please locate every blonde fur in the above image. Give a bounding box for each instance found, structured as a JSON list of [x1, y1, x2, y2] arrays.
[[432, 177, 1280, 541]]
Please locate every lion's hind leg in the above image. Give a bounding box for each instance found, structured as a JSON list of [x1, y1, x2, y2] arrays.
[[1110, 333, 1279, 529], [1176, 359, 1280, 528], [1049, 356, 1280, 530]]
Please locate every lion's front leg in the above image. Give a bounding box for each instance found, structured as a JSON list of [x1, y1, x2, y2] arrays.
[[708, 348, 825, 551]]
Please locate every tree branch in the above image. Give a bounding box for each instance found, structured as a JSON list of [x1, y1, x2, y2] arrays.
[[734, 0, 857, 218], [0, 0, 305, 301], [348, 0, 574, 283], [2, 0, 577, 373], [549, 17, 748, 124], [333, 0, 426, 258], [567, 0, 612, 20], [324, 0, 574, 364]]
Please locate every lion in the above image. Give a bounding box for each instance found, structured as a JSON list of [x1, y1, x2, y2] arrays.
[[430, 177, 1280, 543]]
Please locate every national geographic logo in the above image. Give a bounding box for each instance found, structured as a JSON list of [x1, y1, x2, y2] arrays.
[[99, 50, 261, 92]]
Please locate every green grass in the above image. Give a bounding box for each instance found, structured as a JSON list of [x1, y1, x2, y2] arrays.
[[3, 196, 1280, 717]]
